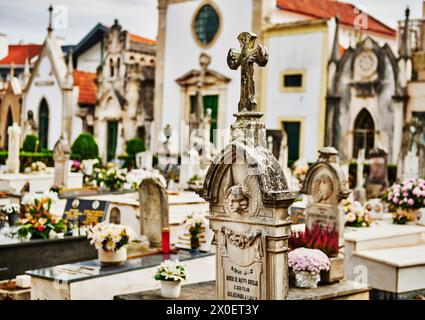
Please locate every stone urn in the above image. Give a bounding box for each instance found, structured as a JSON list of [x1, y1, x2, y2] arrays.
[[294, 271, 321, 289], [160, 280, 181, 298], [98, 247, 127, 265]]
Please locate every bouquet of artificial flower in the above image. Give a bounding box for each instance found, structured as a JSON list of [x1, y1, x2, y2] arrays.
[[343, 198, 372, 227], [124, 170, 167, 191], [1, 203, 20, 215], [288, 248, 330, 274], [25, 161, 47, 173], [183, 213, 207, 250], [87, 223, 135, 251], [17, 196, 66, 239], [21, 191, 59, 207], [382, 178, 425, 211], [104, 168, 127, 189], [154, 260, 187, 282]]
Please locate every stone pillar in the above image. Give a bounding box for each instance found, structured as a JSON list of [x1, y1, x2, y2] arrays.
[[152, 0, 168, 154], [353, 149, 366, 203], [6, 123, 21, 174], [200, 32, 297, 300]]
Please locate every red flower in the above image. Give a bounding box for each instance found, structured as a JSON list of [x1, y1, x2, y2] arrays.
[[38, 225, 45, 232]]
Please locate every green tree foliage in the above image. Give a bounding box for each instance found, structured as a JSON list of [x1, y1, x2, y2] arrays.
[[71, 133, 99, 161]]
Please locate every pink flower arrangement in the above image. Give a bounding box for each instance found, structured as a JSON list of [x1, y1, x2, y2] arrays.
[[288, 248, 330, 274], [382, 178, 425, 212]]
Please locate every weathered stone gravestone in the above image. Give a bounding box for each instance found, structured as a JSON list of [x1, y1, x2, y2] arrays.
[[139, 177, 169, 248], [53, 134, 71, 187], [6, 123, 21, 174], [200, 32, 297, 300], [301, 147, 350, 244]]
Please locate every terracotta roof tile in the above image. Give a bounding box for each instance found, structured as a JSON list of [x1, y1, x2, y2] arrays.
[[277, 0, 396, 37], [73, 70, 97, 105], [128, 33, 156, 46], [0, 44, 42, 65]]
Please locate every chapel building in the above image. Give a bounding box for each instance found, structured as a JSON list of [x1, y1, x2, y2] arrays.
[[153, 0, 398, 163]]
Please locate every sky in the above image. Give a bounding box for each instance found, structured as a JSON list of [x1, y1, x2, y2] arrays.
[[0, 0, 423, 45]]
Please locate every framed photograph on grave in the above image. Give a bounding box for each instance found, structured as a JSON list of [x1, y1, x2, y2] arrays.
[[62, 198, 109, 226]]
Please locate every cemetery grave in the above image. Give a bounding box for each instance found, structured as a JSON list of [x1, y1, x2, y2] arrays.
[[1, 1, 425, 304]]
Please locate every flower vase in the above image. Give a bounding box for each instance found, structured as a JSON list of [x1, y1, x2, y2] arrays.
[[190, 235, 200, 254], [294, 271, 321, 289], [7, 213, 19, 227], [160, 280, 181, 298], [98, 247, 127, 265]]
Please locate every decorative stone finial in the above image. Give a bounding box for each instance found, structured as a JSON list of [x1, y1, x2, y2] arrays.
[[227, 32, 268, 115], [47, 5, 53, 34]]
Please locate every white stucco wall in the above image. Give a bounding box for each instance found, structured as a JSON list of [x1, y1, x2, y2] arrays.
[[162, 0, 254, 149], [263, 30, 327, 163], [76, 42, 102, 73], [24, 56, 63, 150]]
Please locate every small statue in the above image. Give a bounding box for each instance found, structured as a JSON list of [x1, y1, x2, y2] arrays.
[[24, 111, 38, 136]]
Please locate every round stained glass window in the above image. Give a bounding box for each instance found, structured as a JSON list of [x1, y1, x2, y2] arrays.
[[193, 4, 220, 46]]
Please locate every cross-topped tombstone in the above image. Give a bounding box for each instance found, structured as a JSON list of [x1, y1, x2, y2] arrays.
[[301, 147, 350, 245], [227, 32, 268, 113], [201, 32, 297, 300]]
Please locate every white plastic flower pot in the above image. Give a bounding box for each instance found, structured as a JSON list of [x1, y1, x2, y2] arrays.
[[417, 208, 425, 226], [98, 247, 127, 265], [294, 271, 321, 289], [160, 280, 181, 298]]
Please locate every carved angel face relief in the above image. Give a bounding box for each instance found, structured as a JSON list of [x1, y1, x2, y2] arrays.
[[312, 173, 334, 204], [226, 185, 249, 214]]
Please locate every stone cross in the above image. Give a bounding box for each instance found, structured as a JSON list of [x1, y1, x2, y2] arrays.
[[227, 32, 268, 113], [356, 149, 365, 189], [6, 123, 21, 174], [353, 149, 366, 203]]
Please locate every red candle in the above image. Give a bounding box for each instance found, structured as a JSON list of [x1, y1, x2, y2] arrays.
[[162, 228, 170, 254]]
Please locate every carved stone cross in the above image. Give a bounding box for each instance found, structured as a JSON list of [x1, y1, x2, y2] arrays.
[[227, 32, 268, 113]]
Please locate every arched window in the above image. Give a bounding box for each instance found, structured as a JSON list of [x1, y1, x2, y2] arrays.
[[109, 58, 114, 78], [5, 107, 13, 149], [38, 98, 49, 150], [353, 108, 375, 158]]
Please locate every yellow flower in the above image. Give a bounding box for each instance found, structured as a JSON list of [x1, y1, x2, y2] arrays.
[[38, 218, 48, 225]]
